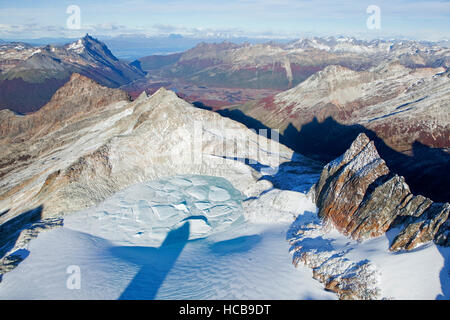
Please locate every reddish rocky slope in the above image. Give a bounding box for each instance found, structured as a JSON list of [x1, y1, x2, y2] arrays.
[[315, 133, 449, 250], [224, 63, 450, 201]]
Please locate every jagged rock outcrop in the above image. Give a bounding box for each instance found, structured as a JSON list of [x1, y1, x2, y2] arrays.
[[314, 133, 449, 251], [287, 210, 381, 300]]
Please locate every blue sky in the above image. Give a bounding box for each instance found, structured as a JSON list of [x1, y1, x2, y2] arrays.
[[0, 0, 449, 40]]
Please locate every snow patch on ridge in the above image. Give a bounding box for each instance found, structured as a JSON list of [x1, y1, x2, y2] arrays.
[[66, 39, 85, 54]]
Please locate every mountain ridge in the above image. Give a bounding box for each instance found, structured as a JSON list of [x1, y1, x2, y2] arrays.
[[0, 34, 144, 113], [220, 61, 449, 202], [131, 36, 450, 90]]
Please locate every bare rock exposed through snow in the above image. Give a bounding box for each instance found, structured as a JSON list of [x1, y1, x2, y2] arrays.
[[314, 133, 449, 250], [390, 202, 449, 251], [287, 210, 381, 300]]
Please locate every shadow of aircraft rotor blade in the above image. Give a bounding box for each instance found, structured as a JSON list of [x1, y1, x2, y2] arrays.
[[118, 222, 190, 300]]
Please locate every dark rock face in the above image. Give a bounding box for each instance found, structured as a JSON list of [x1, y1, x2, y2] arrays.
[[315, 133, 449, 251], [315, 133, 391, 238]]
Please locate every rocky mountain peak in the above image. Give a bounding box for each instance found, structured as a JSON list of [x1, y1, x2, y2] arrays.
[[68, 72, 97, 84], [192, 41, 241, 51], [47, 72, 126, 104], [82, 33, 95, 42], [371, 60, 411, 76], [275, 64, 360, 104], [134, 90, 149, 102], [66, 39, 85, 54], [309, 64, 357, 82], [150, 86, 176, 98], [339, 132, 371, 164], [0, 74, 130, 142], [0, 33, 145, 114], [65, 34, 118, 64], [314, 133, 449, 250], [142, 87, 182, 107]]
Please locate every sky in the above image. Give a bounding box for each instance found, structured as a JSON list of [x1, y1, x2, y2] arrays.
[[0, 0, 449, 41]]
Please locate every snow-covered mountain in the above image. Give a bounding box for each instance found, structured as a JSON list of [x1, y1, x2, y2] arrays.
[[132, 36, 450, 91], [241, 62, 448, 151], [0, 73, 339, 299], [0, 35, 145, 113], [0, 75, 448, 300], [0, 74, 292, 221]]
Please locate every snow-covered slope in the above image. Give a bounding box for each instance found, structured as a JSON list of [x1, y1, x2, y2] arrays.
[[0, 74, 296, 281], [0, 81, 292, 225], [0, 175, 338, 300], [0, 75, 448, 300], [135, 36, 450, 91], [289, 210, 449, 300], [1, 173, 447, 300], [288, 133, 449, 299]]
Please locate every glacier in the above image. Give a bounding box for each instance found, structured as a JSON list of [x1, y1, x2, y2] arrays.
[[0, 173, 447, 299], [0, 175, 336, 300]]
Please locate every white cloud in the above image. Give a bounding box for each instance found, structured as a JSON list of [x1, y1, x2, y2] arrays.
[[0, 0, 448, 40]]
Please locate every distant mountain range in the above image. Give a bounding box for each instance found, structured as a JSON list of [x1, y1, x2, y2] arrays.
[[1, 34, 294, 60], [131, 37, 450, 92], [2, 35, 449, 114], [0, 34, 144, 113]]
